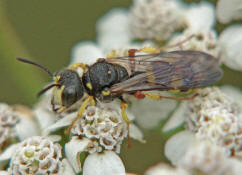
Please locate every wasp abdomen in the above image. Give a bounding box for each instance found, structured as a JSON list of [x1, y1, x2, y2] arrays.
[[113, 64, 129, 82]]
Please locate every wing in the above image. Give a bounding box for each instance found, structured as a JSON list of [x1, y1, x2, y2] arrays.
[[105, 50, 223, 93]]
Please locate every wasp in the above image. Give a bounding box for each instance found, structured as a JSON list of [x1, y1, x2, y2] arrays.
[[17, 47, 223, 135]]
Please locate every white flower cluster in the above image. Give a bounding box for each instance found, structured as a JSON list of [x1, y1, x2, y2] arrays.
[[0, 104, 18, 150], [216, 0, 242, 24], [186, 88, 242, 157], [178, 141, 242, 175], [63, 102, 143, 174], [186, 87, 238, 130], [9, 136, 62, 175], [168, 29, 219, 57], [129, 0, 185, 41], [164, 87, 242, 175], [71, 104, 128, 153]]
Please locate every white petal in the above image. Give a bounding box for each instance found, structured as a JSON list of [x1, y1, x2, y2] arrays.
[[0, 171, 10, 175], [165, 131, 195, 165], [0, 144, 18, 169], [145, 163, 189, 175], [98, 34, 131, 54], [83, 151, 125, 175], [97, 8, 130, 36], [220, 85, 242, 106], [65, 136, 91, 173], [16, 121, 38, 140], [177, 141, 229, 174], [0, 144, 17, 161], [46, 135, 62, 142], [216, 0, 242, 23], [162, 102, 187, 132], [219, 25, 242, 71], [220, 85, 242, 120], [130, 97, 176, 129], [71, 41, 104, 65], [129, 123, 145, 143], [34, 92, 59, 133], [227, 158, 242, 175], [61, 158, 76, 175], [96, 8, 131, 52], [43, 112, 77, 135], [34, 107, 57, 132], [15, 113, 40, 141], [185, 2, 215, 32]]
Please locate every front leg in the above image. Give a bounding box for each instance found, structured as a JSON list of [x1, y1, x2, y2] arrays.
[[65, 96, 94, 134]]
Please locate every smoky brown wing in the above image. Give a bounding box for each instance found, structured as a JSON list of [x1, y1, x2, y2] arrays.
[[108, 50, 223, 93]]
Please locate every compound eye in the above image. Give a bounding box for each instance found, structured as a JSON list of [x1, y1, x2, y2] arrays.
[[62, 87, 77, 107]]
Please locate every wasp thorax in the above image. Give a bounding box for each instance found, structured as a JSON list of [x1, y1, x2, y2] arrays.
[[51, 69, 84, 110]]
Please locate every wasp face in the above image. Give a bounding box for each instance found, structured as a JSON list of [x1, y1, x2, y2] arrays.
[[51, 69, 84, 111]]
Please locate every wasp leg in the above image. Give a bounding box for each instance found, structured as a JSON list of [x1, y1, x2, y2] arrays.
[[56, 106, 67, 114], [106, 48, 160, 59], [106, 47, 160, 58], [107, 35, 195, 58], [106, 50, 118, 58], [128, 48, 160, 56], [158, 35, 195, 51], [169, 88, 199, 96], [128, 35, 195, 55], [69, 63, 88, 72], [65, 96, 94, 134], [120, 99, 131, 147], [90, 97, 96, 106], [142, 92, 198, 101]]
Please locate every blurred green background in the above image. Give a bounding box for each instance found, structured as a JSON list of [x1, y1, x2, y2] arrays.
[[0, 0, 242, 174], [0, 0, 131, 105]]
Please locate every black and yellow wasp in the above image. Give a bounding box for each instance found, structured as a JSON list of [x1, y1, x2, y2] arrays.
[[17, 47, 223, 134]]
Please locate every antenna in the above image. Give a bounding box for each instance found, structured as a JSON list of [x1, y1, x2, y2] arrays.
[[17, 57, 58, 97], [37, 83, 60, 97], [17, 57, 53, 77]]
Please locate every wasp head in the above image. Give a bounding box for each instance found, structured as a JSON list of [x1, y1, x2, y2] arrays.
[[51, 69, 84, 111], [16, 58, 85, 112]]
